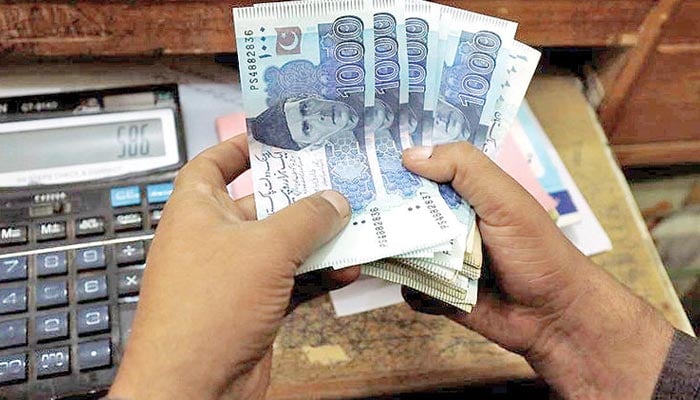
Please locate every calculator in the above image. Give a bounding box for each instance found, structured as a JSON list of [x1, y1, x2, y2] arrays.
[[0, 85, 187, 399]]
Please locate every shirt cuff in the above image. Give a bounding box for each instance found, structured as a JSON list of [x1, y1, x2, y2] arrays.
[[653, 329, 700, 399]]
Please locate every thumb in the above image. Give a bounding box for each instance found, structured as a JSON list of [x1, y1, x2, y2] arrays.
[[260, 190, 351, 266], [402, 142, 549, 228]]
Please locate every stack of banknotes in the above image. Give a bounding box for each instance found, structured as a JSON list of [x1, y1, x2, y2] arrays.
[[233, 0, 540, 312]]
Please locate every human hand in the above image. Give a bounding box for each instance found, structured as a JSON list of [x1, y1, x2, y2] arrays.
[[108, 134, 359, 400], [401, 143, 674, 399]]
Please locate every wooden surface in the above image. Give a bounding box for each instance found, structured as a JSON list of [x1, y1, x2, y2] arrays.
[[604, 0, 700, 166], [0, 0, 654, 58], [267, 76, 692, 399], [597, 0, 683, 134]]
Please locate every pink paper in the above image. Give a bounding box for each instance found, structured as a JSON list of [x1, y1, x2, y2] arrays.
[[216, 113, 253, 199], [495, 133, 558, 212]]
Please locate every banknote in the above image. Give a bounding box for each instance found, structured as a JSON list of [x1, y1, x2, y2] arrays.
[[362, 260, 478, 311], [482, 41, 541, 157], [404, 7, 517, 267], [403, 0, 441, 148], [234, 1, 463, 272], [376, 43, 537, 281]]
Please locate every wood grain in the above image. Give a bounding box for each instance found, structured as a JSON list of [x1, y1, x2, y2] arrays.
[[0, 0, 654, 58], [658, 0, 700, 45], [614, 141, 700, 166], [597, 0, 684, 134], [608, 49, 700, 146]]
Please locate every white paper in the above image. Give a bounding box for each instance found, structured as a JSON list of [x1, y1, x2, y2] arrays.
[[329, 276, 403, 317]]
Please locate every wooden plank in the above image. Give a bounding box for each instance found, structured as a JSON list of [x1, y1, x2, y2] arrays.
[[597, 0, 684, 134], [608, 50, 700, 146], [0, 1, 654, 58], [614, 141, 700, 166], [658, 0, 700, 45]]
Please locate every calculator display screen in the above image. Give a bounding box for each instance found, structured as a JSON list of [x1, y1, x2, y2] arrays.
[[0, 108, 181, 187], [0, 119, 166, 173]]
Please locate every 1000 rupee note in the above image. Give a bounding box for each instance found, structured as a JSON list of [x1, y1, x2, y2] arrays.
[[234, 1, 463, 273], [400, 7, 518, 269]]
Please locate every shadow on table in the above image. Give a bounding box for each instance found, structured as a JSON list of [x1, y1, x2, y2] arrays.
[[358, 379, 552, 399]]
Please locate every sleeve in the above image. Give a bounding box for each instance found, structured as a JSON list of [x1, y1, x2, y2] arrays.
[[653, 330, 700, 399]]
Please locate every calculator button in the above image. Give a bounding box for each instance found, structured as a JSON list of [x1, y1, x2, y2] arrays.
[[35, 221, 67, 242], [74, 246, 107, 270], [0, 287, 27, 314], [0, 226, 28, 247], [118, 270, 143, 297], [76, 275, 108, 303], [79, 339, 112, 371], [118, 303, 137, 345], [114, 212, 143, 232], [36, 251, 68, 277], [110, 186, 141, 208], [0, 256, 28, 282], [76, 217, 105, 237], [35, 280, 68, 309], [35, 312, 69, 342], [77, 305, 110, 336], [147, 182, 174, 204], [115, 241, 146, 266], [0, 319, 27, 349], [0, 353, 27, 384], [35, 347, 70, 378], [150, 208, 163, 227]]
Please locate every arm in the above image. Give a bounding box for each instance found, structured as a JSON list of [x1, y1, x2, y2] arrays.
[[402, 143, 675, 399]]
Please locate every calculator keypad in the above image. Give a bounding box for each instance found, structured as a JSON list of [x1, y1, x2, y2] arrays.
[[0, 319, 27, 349], [75, 246, 107, 271], [36, 252, 68, 277], [0, 353, 27, 384], [115, 241, 146, 266], [0, 178, 174, 398], [35, 313, 69, 342], [0, 256, 28, 282], [35, 347, 70, 378], [75, 217, 105, 237], [0, 287, 28, 314], [35, 280, 68, 309], [76, 275, 109, 303], [78, 339, 112, 371], [35, 222, 67, 242], [0, 226, 28, 247], [77, 305, 110, 336]]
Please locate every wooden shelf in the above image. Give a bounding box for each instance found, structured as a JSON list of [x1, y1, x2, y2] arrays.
[[0, 0, 653, 58]]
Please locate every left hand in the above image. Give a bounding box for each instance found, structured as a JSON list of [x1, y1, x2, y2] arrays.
[[108, 134, 359, 400]]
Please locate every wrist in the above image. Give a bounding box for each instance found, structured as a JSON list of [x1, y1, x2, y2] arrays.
[[526, 263, 674, 399]]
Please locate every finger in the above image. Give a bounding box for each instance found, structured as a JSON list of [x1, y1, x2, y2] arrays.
[[402, 142, 547, 227], [401, 285, 509, 336], [175, 134, 249, 190], [261, 191, 351, 266], [401, 286, 453, 316], [233, 194, 257, 221], [288, 266, 360, 312]]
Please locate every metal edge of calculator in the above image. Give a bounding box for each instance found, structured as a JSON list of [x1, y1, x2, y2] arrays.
[[0, 84, 187, 399]]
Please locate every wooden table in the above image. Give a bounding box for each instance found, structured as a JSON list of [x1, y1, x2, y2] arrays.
[[267, 75, 693, 399]]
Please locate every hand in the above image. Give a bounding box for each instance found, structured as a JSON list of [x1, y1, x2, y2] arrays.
[[108, 135, 359, 400], [402, 143, 674, 399]]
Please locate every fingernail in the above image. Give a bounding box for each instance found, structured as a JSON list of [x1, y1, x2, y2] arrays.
[[404, 146, 433, 160], [320, 190, 351, 218]]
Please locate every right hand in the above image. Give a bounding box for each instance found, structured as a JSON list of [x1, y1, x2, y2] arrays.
[[402, 142, 674, 399]]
